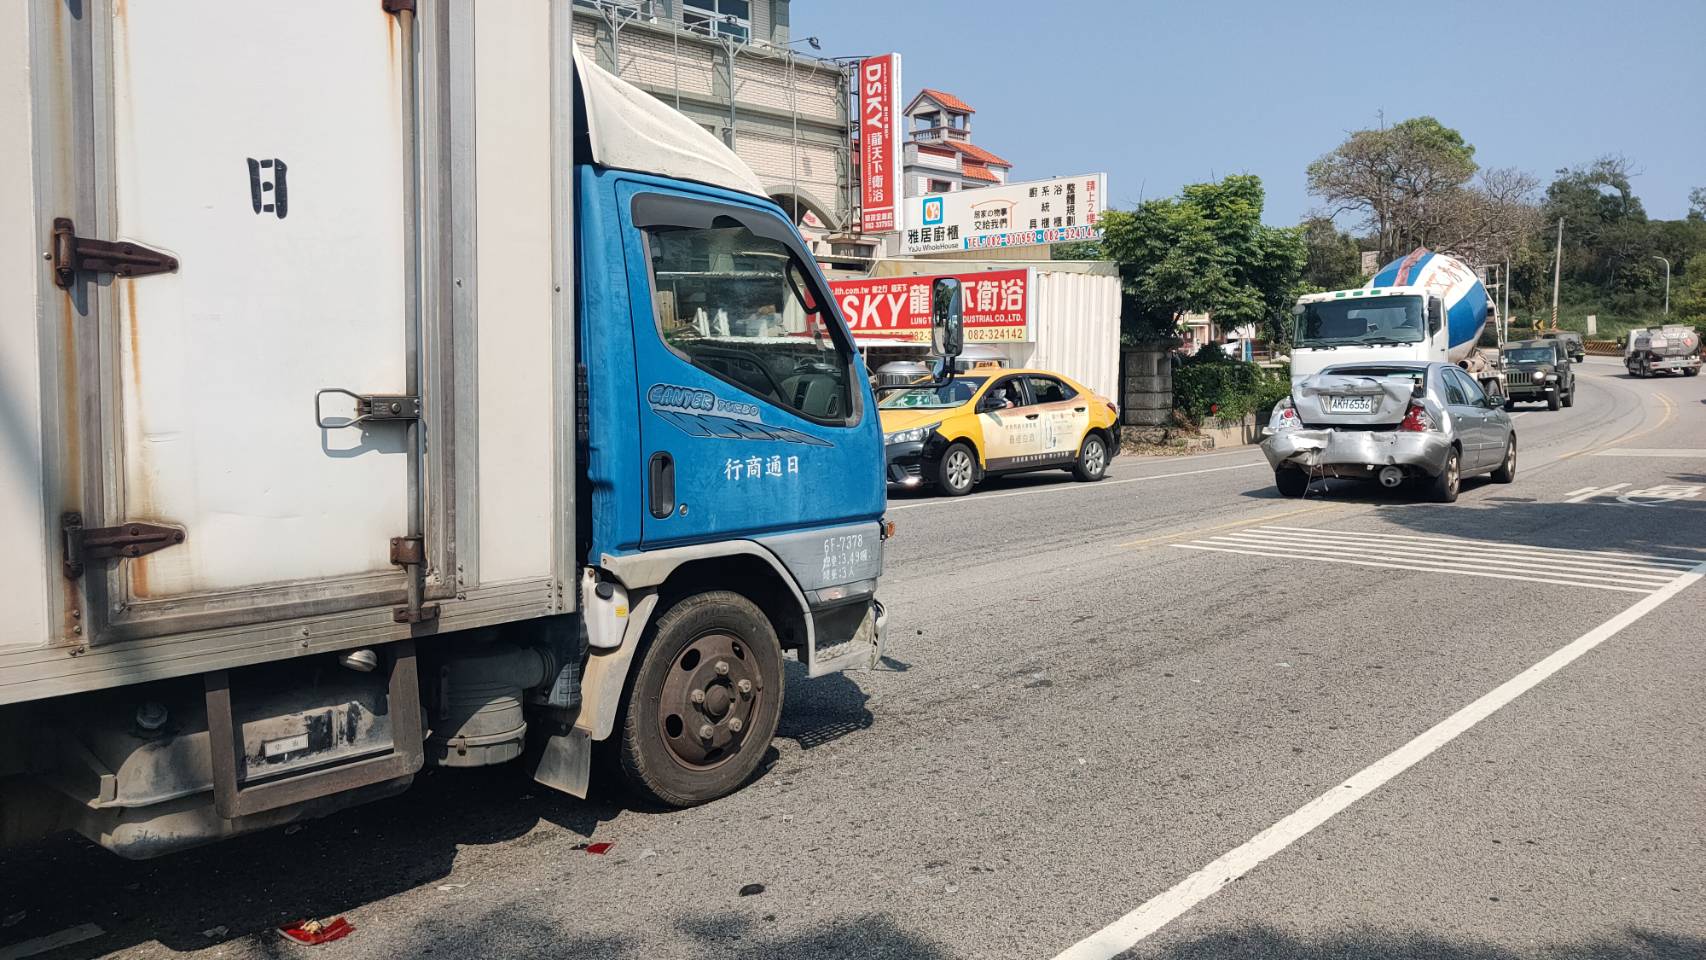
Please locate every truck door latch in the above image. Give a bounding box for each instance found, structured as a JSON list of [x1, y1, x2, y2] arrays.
[[52, 218, 179, 289], [315, 389, 421, 429], [62, 513, 186, 579]]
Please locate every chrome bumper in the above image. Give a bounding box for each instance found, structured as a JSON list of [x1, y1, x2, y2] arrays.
[[1262, 428, 1453, 477]]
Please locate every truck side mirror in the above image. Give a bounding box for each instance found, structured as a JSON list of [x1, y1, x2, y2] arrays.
[[931, 277, 964, 360], [1426, 297, 1443, 334]]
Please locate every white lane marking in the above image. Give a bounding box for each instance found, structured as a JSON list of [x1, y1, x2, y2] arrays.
[[887, 461, 1264, 512], [1592, 448, 1706, 458], [1053, 561, 1706, 960], [1564, 482, 1629, 504], [1257, 525, 1700, 571], [1563, 487, 1597, 499], [1173, 542, 1654, 594], [1215, 531, 1680, 585], [0, 923, 106, 960], [1113, 446, 1265, 466]]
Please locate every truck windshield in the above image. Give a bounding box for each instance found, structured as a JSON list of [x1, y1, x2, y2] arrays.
[[879, 376, 987, 410], [1504, 347, 1555, 363], [647, 222, 855, 424], [1295, 296, 1426, 348]]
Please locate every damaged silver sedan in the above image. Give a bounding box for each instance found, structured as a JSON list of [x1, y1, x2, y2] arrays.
[[1262, 361, 1516, 503]]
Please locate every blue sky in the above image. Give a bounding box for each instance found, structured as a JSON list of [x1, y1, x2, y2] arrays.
[[794, 0, 1706, 226]]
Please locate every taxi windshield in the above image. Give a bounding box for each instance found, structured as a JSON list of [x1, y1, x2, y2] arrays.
[[879, 376, 987, 410]]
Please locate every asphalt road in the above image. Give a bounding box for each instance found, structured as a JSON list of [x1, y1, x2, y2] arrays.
[[3, 358, 1703, 960]]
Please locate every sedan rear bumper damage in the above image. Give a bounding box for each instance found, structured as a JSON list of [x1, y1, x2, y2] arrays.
[[1262, 428, 1453, 479]]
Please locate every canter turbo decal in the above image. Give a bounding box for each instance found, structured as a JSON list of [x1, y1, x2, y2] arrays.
[[647, 383, 832, 446]]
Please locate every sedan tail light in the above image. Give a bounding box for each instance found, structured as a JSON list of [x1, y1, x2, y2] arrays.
[[1398, 401, 1437, 432]]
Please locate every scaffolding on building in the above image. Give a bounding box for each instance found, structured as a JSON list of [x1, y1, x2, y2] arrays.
[[573, 1, 857, 238]]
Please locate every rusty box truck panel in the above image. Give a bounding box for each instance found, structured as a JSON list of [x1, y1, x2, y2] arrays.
[[1, 0, 573, 705], [0, 8, 53, 656], [105, 2, 412, 606]]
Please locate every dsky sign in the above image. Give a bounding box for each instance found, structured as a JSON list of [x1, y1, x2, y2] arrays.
[[904, 173, 1107, 255], [829, 269, 1033, 344], [858, 54, 903, 234]]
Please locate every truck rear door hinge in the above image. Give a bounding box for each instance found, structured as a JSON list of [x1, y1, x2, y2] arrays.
[[389, 536, 425, 566], [52, 218, 179, 289], [389, 536, 439, 624], [62, 513, 186, 579]]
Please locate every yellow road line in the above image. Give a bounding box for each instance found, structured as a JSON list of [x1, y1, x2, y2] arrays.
[[1557, 392, 1676, 463]]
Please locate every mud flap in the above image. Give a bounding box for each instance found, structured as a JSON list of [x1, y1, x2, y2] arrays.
[[532, 727, 592, 799], [805, 599, 885, 678]]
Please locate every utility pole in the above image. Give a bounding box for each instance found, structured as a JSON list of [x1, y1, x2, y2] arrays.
[[1550, 218, 1564, 331], [1652, 255, 1671, 316], [1501, 258, 1510, 344]]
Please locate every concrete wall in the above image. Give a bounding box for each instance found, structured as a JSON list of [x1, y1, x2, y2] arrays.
[[1122, 345, 1173, 428]]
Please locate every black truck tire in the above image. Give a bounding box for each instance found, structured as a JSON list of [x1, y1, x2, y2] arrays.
[[612, 591, 785, 808], [1546, 388, 1560, 411], [1275, 468, 1309, 498], [1561, 385, 1574, 408]]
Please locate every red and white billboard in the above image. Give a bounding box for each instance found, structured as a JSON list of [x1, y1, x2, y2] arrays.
[[830, 269, 1034, 344], [858, 54, 902, 234]]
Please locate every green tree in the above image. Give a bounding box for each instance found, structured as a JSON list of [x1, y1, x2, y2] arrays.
[[1688, 186, 1706, 223], [1540, 156, 1657, 301], [1675, 253, 1706, 324], [1100, 174, 1307, 344], [1306, 116, 1537, 263], [1050, 240, 1107, 261], [1300, 216, 1364, 290]]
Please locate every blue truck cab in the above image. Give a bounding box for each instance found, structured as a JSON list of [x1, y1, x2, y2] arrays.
[[562, 52, 918, 806]]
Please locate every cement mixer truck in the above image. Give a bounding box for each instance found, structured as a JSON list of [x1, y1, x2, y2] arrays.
[[1290, 249, 1503, 396]]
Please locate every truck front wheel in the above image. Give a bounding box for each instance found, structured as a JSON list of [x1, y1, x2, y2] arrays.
[[613, 591, 784, 808]]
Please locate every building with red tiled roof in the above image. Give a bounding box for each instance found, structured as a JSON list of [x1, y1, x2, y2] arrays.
[[908, 88, 976, 116], [900, 88, 1013, 197]]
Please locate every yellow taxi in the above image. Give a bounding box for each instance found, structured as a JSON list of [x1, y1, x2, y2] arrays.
[[878, 368, 1121, 496]]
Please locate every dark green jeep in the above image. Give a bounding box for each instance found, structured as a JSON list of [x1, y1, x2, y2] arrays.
[[1500, 339, 1575, 411], [1540, 330, 1586, 363]]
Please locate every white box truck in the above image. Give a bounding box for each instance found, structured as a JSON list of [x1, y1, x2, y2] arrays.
[[0, 1, 944, 858]]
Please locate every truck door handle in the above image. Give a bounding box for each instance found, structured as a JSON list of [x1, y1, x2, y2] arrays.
[[1025, 413, 1039, 420], [649, 452, 675, 519]]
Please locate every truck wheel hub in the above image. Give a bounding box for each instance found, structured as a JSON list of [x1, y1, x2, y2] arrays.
[[659, 631, 760, 768]]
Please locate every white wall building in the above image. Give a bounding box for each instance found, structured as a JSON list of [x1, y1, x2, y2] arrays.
[[901, 88, 1013, 197]]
